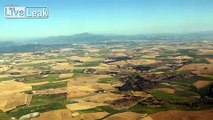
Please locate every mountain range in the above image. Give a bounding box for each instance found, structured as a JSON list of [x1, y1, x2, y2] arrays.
[[0, 31, 213, 53], [33, 31, 213, 44]]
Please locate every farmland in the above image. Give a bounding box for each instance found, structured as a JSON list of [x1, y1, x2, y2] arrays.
[[0, 40, 212, 120]]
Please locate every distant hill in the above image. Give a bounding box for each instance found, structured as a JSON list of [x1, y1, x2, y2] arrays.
[[0, 31, 213, 53], [0, 41, 15, 47], [36, 33, 110, 44], [34, 31, 213, 44]]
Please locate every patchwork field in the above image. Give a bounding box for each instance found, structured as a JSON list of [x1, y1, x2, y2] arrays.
[[0, 80, 32, 112], [0, 40, 212, 120], [149, 109, 213, 120]]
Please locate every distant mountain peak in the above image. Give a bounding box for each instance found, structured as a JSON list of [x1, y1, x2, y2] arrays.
[[81, 32, 91, 35], [74, 32, 93, 36]]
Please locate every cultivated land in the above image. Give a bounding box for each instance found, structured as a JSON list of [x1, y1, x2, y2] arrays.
[[0, 40, 212, 120]]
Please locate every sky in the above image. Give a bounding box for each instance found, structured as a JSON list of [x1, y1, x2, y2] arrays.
[[0, 0, 213, 40]]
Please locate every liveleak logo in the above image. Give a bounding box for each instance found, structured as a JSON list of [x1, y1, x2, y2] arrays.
[[4, 6, 49, 19]]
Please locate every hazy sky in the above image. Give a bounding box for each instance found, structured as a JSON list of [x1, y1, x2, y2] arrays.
[[0, 0, 213, 40]]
